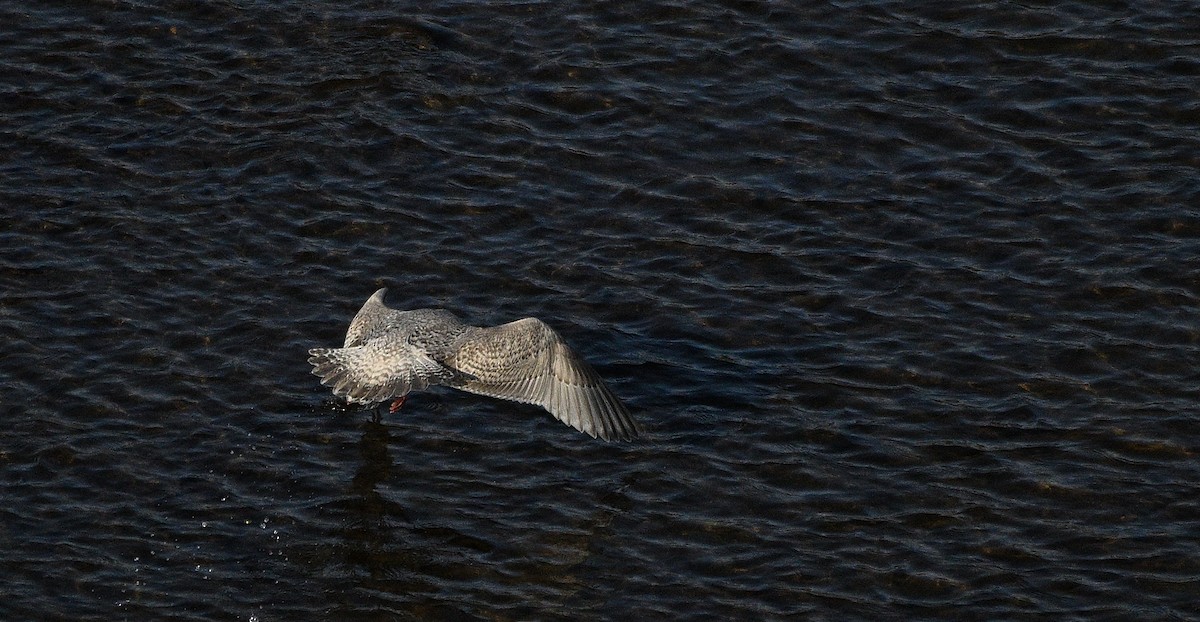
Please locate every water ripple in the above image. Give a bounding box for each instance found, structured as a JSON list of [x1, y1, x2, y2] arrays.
[[2, 0, 1199, 619]]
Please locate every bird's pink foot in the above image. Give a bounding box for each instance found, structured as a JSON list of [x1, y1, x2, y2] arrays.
[[388, 396, 407, 414]]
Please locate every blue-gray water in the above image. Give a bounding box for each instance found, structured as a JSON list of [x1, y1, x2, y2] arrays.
[[2, 1, 1199, 620]]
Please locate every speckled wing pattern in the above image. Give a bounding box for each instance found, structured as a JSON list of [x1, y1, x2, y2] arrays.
[[446, 318, 640, 441]]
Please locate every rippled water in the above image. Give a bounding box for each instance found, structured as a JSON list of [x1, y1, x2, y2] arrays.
[[3, 1, 1199, 620]]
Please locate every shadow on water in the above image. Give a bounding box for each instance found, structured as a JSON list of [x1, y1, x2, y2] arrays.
[[323, 416, 485, 620], [314, 410, 635, 620], [348, 417, 406, 523]]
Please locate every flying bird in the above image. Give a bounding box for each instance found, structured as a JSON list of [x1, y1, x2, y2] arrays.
[[308, 288, 640, 441]]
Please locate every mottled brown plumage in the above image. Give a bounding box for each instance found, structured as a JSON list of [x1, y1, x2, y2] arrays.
[[308, 288, 639, 441]]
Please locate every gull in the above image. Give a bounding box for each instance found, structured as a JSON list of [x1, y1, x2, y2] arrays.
[[308, 288, 640, 441]]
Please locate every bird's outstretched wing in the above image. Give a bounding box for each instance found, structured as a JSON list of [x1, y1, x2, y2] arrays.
[[308, 337, 455, 405], [447, 318, 639, 441]]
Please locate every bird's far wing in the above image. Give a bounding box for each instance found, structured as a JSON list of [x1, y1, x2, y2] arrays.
[[343, 288, 391, 348], [308, 336, 454, 405], [448, 318, 640, 441]]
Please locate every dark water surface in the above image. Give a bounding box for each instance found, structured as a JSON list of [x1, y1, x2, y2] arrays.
[[3, 1, 1199, 619]]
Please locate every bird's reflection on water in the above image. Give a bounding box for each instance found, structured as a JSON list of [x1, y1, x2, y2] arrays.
[[348, 417, 404, 521], [323, 410, 636, 618]]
